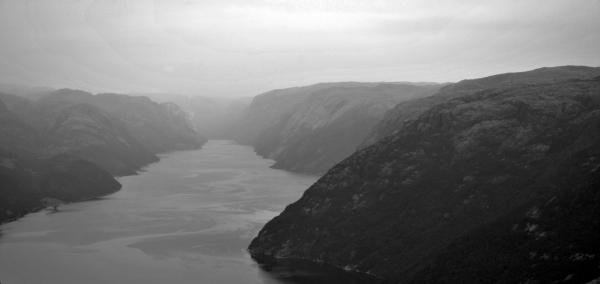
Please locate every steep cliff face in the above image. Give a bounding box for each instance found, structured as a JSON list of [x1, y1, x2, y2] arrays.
[[0, 90, 206, 175], [233, 82, 442, 174], [249, 70, 600, 283]]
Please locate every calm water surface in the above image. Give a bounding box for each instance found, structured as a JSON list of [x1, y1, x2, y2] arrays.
[[0, 140, 360, 284]]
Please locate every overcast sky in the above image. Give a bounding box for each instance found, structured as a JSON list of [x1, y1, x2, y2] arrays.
[[0, 0, 599, 97]]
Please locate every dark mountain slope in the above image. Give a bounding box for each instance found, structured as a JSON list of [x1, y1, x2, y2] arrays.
[[233, 82, 442, 174], [364, 65, 600, 147], [249, 75, 600, 283], [0, 150, 121, 223]]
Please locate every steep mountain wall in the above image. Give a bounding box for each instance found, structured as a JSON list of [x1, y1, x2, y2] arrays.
[[233, 82, 442, 174], [249, 67, 600, 283]]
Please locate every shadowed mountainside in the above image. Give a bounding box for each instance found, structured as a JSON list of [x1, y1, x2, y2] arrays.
[[363, 65, 600, 147], [232, 82, 442, 174], [0, 150, 121, 223], [249, 67, 600, 283], [0, 100, 121, 223]]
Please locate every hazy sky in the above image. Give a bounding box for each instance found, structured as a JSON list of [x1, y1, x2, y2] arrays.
[[0, 0, 599, 97]]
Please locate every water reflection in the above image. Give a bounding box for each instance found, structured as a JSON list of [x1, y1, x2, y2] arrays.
[[256, 259, 382, 284]]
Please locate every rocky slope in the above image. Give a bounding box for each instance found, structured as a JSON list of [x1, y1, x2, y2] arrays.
[[0, 100, 121, 223], [364, 65, 600, 147], [0, 150, 121, 223], [233, 82, 442, 174], [249, 67, 600, 283], [37, 89, 206, 153], [0, 89, 205, 223], [1, 89, 205, 175]]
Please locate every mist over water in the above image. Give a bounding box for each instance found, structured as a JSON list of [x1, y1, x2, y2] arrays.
[[1, 1, 597, 282], [0, 141, 322, 284]]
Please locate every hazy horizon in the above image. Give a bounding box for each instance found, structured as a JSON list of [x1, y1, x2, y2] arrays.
[[1, 0, 599, 98]]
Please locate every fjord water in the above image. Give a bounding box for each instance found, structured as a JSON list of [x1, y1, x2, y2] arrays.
[[0, 140, 346, 284]]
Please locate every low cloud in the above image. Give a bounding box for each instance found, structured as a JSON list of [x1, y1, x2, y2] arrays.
[[0, 0, 598, 97]]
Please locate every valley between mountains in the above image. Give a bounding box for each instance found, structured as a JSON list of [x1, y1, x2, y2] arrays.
[[1, 66, 599, 284]]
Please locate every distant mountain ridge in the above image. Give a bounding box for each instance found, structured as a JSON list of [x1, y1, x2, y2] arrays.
[[249, 66, 600, 283], [232, 82, 443, 174], [0, 83, 55, 101], [40, 89, 205, 153], [140, 94, 252, 139]]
